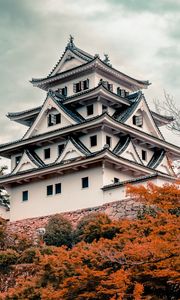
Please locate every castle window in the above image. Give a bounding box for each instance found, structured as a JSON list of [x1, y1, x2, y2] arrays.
[[133, 115, 143, 127], [106, 136, 111, 147], [103, 81, 113, 92], [73, 79, 89, 93], [22, 191, 28, 201], [58, 144, 64, 156], [114, 178, 119, 183], [102, 105, 107, 113], [15, 155, 21, 166], [142, 150, 147, 161], [90, 135, 97, 147], [48, 113, 61, 126], [58, 87, 67, 97], [87, 104, 93, 116], [82, 177, 89, 189], [47, 185, 53, 196], [83, 79, 89, 90], [55, 183, 61, 194], [44, 148, 51, 159], [117, 87, 121, 96]]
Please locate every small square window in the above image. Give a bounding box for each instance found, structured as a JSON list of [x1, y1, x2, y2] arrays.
[[114, 178, 119, 183], [142, 150, 147, 161], [106, 136, 111, 147], [55, 183, 61, 194], [44, 148, 50, 159], [22, 191, 28, 201], [90, 135, 97, 147], [133, 115, 143, 127], [82, 177, 89, 188], [47, 185, 53, 196], [87, 104, 94, 116], [15, 155, 21, 166]]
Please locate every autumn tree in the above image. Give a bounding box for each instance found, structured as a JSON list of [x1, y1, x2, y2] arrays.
[[0, 182, 179, 299]]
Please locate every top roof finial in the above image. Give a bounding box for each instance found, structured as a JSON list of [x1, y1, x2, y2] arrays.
[[103, 53, 112, 67], [66, 34, 75, 49]]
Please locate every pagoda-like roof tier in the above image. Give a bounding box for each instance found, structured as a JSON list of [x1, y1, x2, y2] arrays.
[[31, 57, 150, 91], [7, 88, 173, 127], [0, 148, 171, 186], [0, 113, 180, 159]]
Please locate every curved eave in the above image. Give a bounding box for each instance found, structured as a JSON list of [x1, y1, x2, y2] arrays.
[[152, 111, 174, 126], [0, 149, 156, 186], [1, 113, 180, 159], [31, 58, 150, 91]]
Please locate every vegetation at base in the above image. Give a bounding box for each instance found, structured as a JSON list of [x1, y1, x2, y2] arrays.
[[43, 215, 73, 247], [0, 182, 179, 299]]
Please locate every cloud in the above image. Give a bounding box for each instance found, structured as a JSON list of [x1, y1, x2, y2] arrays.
[[0, 0, 179, 160]]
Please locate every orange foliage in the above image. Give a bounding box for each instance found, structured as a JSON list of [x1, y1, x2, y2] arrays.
[[0, 182, 179, 299]]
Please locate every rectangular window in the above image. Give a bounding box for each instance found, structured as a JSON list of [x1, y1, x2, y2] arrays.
[[117, 87, 121, 96], [44, 148, 50, 159], [55, 183, 61, 194], [102, 104, 107, 113], [142, 150, 147, 161], [106, 136, 111, 147], [22, 190, 28, 201], [82, 177, 89, 189], [83, 79, 89, 90], [74, 82, 82, 93], [90, 135, 97, 147], [61, 87, 67, 96], [87, 104, 94, 116], [47, 185, 53, 196], [48, 113, 61, 126], [114, 178, 119, 183], [133, 115, 143, 127], [58, 144, 64, 156], [15, 155, 21, 166]]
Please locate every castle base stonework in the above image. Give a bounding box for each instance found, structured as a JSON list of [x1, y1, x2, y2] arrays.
[[7, 198, 142, 241]]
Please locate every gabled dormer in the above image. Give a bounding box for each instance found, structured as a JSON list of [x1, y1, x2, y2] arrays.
[[23, 91, 83, 139]]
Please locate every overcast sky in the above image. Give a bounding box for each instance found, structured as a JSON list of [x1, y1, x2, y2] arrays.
[[0, 0, 179, 167]]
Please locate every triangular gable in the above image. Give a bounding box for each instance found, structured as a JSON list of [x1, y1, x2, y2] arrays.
[[123, 94, 164, 139], [114, 136, 142, 165], [155, 154, 175, 176], [56, 138, 88, 164], [12, 151, 42, 174], [23, 92, 78, 139], [50, 49, 90, 76]]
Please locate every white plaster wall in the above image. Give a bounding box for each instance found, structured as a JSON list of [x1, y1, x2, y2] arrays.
[[76, 102, 102, 119], [51, 73, 96, 96], [103, 166, 132, 186], [102, 131, 119, 150], [9, 166, 103, 221], [80, 131, 103, 152], [0, 206, 10, 220], [35, 141, 64, 164]]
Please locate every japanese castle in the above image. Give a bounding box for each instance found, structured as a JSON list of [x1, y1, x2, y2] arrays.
[[0, 36, 179, 221]]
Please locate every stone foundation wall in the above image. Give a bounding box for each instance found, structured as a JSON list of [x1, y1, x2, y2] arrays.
[[7, 198, 142, 241]]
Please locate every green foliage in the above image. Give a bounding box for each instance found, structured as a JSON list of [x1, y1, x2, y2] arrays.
[[43, 215, 73, 247], [18, 248, 40, 264], [0, 249, 19, 269], [74, 213, 120, 243]]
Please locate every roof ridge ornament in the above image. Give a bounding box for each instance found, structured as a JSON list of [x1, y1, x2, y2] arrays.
[[66, 34, 75, 50], [103, 53, 112, 67]]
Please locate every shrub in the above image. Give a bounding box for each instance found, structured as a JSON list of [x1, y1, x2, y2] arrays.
[[74, 213, 120, 243], [43, 215, 73, 247], [0, 249, 19, 269], [18, 247, 40, 264], [0, 217, 6, 249]]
